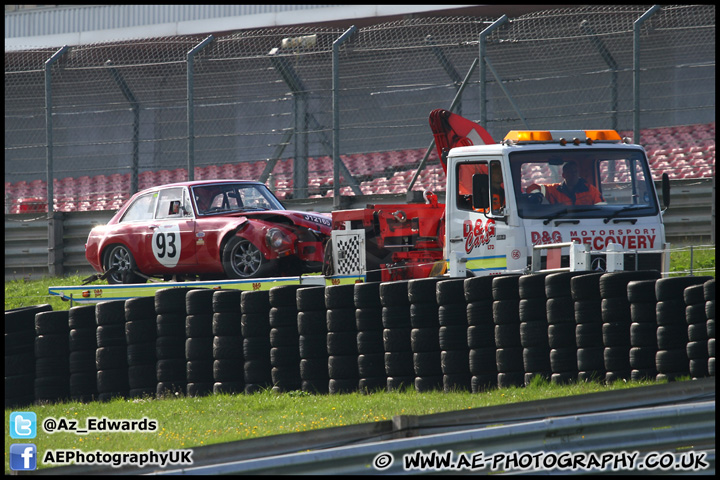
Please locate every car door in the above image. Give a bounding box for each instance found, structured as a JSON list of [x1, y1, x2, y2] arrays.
[[446, 159, 512, 276], [144, 187, 197, 270]]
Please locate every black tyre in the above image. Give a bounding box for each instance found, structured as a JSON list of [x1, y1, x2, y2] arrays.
[[297, 286, 327, 311], [96, 299, 127, 326], [186, 314, 213, 338], [35, 311, 69, 334], [185, 289, 214, 315], [469, 348, 496, 375], [436, 279, 466, 306], [270, 285, 306, 308], [5, 304, 52, 333], [222, 236, 276, 279], [379, 280, 410, 307], [407, 277, 444, 305], [212, 290, 242, 313], [240, 290, 270, 314], [492, 275, 521, 301], [655, 275, 713, 302], [626, 279, 658, 304], [354, 282, 382, 309], [570, 273, 603, 301], [518, 273, 550, 300], [103, 244, 146, 284], [599, 271, 661, 299], [464, 276, 495, 303]]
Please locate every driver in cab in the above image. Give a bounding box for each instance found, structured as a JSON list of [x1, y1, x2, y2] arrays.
[[527, 161, 603, 205]]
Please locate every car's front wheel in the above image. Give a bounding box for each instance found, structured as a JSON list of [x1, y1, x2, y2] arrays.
[[222, 236, 276, 279], [103, 244, 146, 284]]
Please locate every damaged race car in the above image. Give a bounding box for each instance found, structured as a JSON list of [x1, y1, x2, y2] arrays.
[[84, 180, 332, 284]]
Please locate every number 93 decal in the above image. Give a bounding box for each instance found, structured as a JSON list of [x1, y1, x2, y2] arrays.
[[152, 224, 181, 267]]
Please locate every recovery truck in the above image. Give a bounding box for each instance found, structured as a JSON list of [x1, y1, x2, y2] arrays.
[[325, 109, 671, 282]]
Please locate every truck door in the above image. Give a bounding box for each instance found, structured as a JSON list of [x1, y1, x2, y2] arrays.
[[446, 159, 513, 276]]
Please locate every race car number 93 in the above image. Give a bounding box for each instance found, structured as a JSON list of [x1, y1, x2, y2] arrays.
[[152, 224, 181, 267]]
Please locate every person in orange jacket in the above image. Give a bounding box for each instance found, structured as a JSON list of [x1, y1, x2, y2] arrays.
[[528, 161, 603, 205]]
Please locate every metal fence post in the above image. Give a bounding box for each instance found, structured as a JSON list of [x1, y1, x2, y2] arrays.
[[105, 60, 140, 196], [633, 5, 661, 144], [44, 45, 69, 216], [187, 35, 214, 182], [45, 45, 69, 276], [479, 15, 507, 128], [332, 26, 357, 210]]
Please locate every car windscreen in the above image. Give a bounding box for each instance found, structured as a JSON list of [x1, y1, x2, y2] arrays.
[[192, 183, 284, 215]]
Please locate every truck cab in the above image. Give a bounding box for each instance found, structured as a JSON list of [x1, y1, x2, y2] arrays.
[[445, 129, 670, 276]]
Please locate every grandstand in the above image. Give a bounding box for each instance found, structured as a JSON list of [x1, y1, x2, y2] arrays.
[[4, 122, 715, 214]]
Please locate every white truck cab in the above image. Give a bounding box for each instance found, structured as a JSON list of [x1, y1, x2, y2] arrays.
[[444, 129, 670, 277]]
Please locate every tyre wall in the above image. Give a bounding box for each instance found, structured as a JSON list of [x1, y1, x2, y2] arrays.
[[4, 273, 715, 406]]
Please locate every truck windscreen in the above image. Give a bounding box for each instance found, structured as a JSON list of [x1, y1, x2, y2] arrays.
[[509, 148, 659, 220]]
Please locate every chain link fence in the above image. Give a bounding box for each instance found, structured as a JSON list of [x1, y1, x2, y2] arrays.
[[4, 5, 715, 212]]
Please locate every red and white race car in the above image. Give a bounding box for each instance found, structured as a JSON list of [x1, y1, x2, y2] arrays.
[[85, 180, 332, 284]]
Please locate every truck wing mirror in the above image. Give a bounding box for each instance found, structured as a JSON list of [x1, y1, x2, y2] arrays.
[[472, 173, 489, 210], [661, 172, 670, 209]]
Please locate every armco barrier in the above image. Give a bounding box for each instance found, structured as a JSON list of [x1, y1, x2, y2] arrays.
[[4, 274, 714, 409], [3, 178, 715, 281]]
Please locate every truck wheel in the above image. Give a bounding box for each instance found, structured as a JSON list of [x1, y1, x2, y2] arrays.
[[104, 244, 146, 284], [222, 236, 276, 279]]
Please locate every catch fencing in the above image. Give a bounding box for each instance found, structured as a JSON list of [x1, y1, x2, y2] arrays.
[[4, 5, 715, 206]]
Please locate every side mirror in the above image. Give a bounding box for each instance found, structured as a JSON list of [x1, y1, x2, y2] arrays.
[[661, 172, 670, 209], [472, 173, 489, 210]]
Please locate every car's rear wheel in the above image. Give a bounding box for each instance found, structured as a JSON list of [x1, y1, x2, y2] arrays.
[[104, 244, 146, 284], [222, 236, 276, 279]]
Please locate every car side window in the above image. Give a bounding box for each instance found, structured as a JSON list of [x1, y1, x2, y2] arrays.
[[120, 193, 155, 223], [155, 188, 184, 220]]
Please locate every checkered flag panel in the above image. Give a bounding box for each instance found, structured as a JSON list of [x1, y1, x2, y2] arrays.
[[333, 232, 364, 275]]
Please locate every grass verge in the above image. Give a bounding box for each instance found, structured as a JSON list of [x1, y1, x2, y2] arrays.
[[5, 376, 665, 473]]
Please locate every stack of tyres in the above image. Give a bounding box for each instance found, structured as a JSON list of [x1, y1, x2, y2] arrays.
[[325, 284, 359, 394], [95, 301, 128, 401], [185, 289, 215, 397], [684, 284, 708, 379], [704, 279, 715, 376], [546, 272, 588, 384], [125, 297, 157, 398], [599, 271, 660, 383], [240, 290, 271, 394], [380, 280, 414, 391], [68, 304, 99, 402], [211, 290, 244, 394], [626, 279, 660, 381], [518, 273, 551, 386], [654, 276, 713, 381], [354, 282, 385, 393], [465, 277, 496, 393], [269, 285, 307, 393], [572, 273, 605, 383], [6, 305, 51, 407], [437, 279, 471, 392], [155, 288, 195, 397], [34, 310, 70, 403], [407, 277, 444, 392], [493, 275, 524, 388], [297, 286, 329, 393]]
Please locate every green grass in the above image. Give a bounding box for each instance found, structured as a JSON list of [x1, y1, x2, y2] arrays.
[[5, 377, 667, 473]]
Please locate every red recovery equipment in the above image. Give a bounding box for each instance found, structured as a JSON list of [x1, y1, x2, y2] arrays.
[[328, 109, 495, 282]]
